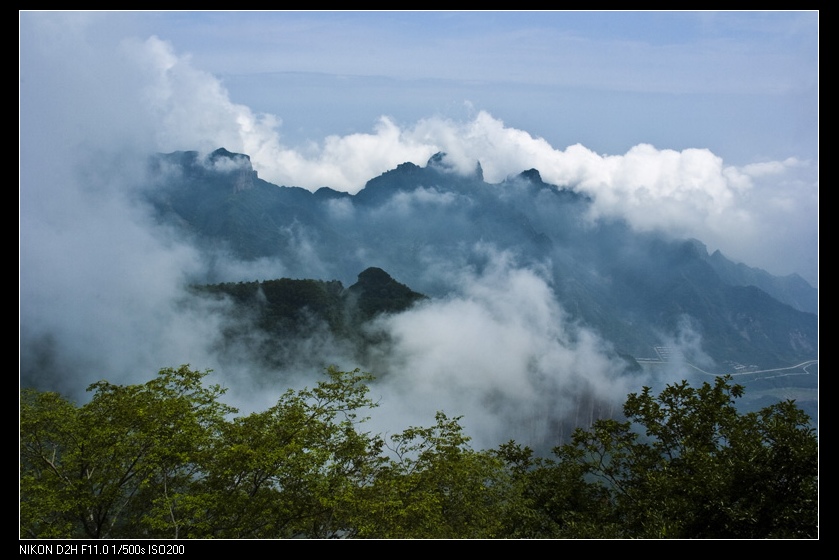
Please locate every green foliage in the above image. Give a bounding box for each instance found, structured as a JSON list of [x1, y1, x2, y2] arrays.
[[347, 267, 427, 321], [553, 375, 818, 538], [493, 441, 618, 538], [190, 367, 384, 538], [354, 412, 510, 538], [20, 366, 234, 538], [192, 269, 426, 341], [192, 278, 346, 335], [21, 369, 817, 539], [188, 271, 427, 370]]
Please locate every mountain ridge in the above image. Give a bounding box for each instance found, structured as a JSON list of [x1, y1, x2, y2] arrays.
[[148, 148, 817, 371]]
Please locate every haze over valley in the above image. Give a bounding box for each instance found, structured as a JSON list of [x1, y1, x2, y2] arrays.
[[20, 12, 818, 449]]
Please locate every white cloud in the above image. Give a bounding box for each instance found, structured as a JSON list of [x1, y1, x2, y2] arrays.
[[365, 248, 636, 448], [20, 13, 817, 403], [24, 17, 813, 286]]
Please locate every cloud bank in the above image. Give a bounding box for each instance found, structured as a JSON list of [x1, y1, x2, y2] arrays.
[[363, 249, 639, 448], [21, 17, 817, 283], [20, 15, 817, 447]]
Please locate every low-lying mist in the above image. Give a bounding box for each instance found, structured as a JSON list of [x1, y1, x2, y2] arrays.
[[20, 16, 816, 450]]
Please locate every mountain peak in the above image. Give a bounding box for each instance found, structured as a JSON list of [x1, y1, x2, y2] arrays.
[[208, 147, 250, 163], [206, 148, 255, 191], [426, 151, 483, 180], [349, 267, 426, 319], [355, 267, 396, 288], [146, 146, 817, 368], [426, 152, 448, 169], [517, 168, 543, 184]]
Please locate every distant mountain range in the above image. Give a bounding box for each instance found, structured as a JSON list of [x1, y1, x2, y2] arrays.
[[149, 148, 817, 373]]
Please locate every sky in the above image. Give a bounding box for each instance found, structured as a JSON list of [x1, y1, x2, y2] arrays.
[[20, 10, 818, 285], [19, 11, 818, 444]]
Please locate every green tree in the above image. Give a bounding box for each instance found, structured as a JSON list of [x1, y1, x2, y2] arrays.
[[190, 367, 385, 538], [353, 412, 511, 538], [20, 366, 234, 538], [21, 366, 388, 539], [553, 375, 818, 538], [22, 367, 817, 539], [493, 441, 618, 538]]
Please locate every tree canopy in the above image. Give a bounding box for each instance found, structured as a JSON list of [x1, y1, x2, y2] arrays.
[[20, 367, 817, 539], [548, 376, 818, 538]]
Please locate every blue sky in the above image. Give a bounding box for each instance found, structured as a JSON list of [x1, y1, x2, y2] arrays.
[[112, 10, 817, 163], [19, 11, 819, 431], [20, 11, 818, 285]]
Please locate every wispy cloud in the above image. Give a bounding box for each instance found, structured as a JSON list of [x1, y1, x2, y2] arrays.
[[19, 12, 817, 446]]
